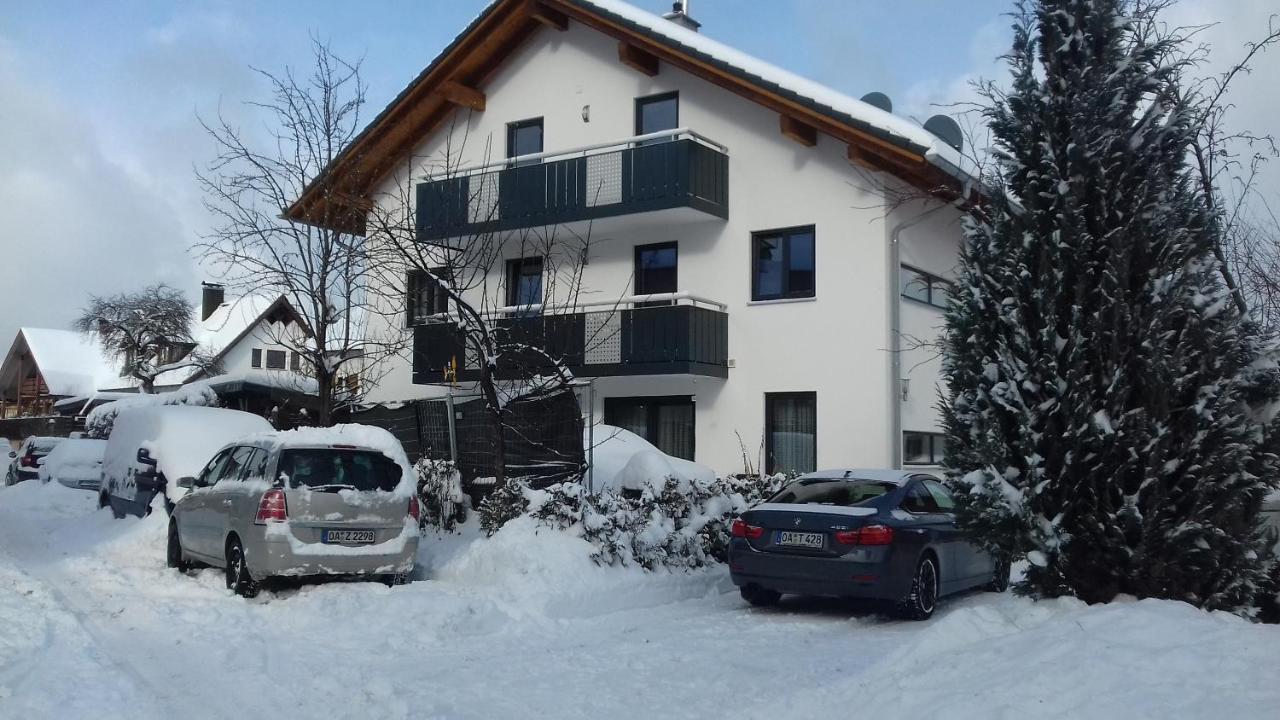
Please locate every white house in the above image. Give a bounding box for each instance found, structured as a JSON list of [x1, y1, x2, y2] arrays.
[[287, 0, 975, 474]]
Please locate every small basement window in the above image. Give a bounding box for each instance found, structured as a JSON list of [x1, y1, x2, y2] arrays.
[[903, 431, 946, 465], [900, 265, 952, 309]]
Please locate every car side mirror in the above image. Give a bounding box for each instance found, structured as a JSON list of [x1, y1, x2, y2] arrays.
[[6, 451, 14, 460], [176, 477, 195, 489], [193, 476, 210, 488], [136, 448, 158, 467]]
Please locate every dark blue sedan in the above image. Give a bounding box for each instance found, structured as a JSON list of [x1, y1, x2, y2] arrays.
[[728, 469, 1009, 620]]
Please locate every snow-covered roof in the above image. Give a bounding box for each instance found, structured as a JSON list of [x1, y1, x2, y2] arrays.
[[0, 328, 125, 398], [151, 294, 293, 386], [572, 0, 971, 181]]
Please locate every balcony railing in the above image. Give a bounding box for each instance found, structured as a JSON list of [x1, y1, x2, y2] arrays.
[[411, 292, 729, 383], [415, 129, 729, 244]]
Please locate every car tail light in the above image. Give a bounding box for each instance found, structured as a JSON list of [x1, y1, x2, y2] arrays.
[[255, 489, 288, 524], [835, 525, 894, 546], [730, 518, 764, 539], [408, 496, 421, 522]]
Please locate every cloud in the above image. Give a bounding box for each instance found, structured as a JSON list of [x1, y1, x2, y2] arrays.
[[0, 36, 199, 345]]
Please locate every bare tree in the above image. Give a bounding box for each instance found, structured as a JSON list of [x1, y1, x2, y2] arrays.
[[195, 38, 400, 425], [74, 284, 219, 394], [366, 114, 621, 485]]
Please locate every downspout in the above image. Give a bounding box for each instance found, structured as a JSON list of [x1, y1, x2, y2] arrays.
[[887, 212, 934, 469]]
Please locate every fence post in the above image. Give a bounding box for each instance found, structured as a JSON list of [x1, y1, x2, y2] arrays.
[[587, 382, 595, 495], [446, 393, 458, 463]]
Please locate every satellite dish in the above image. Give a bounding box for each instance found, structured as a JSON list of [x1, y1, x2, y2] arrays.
[[860, 91, 892, 113], [924, 114, 963, 152]]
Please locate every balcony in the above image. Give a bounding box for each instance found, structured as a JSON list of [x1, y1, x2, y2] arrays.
[[411, 293, 729, 383], [415, 129, 729, 244]]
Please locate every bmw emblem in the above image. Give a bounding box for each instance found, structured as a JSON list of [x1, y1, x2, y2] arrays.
[[793, 517, 802, 527]]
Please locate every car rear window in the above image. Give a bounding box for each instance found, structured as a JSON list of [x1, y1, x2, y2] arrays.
[[767, 479, 897, 507], [276, 449, 400, 492]]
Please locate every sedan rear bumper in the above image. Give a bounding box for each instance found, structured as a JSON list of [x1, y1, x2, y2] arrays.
[[248, 529, 418, 578], [728, 540, 909, 602]]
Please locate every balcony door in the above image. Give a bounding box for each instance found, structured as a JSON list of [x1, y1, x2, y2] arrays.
[[604, 395, 695, 461], [634, 242, 677, 308]]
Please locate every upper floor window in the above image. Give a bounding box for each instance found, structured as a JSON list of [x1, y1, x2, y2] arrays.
[[900, 265, 952, 309], [635, 92, 678, 140], [290, 351, 302, 372], [507, 118, 543, 163], [266, 350, 287, 370], [752, 226, 815, 301], [506, 257, 544, 309], [251, 348, 262, 368], [407, 269, 450, 325]]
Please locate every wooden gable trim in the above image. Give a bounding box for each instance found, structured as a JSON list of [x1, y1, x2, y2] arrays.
[[437, 80, 486, 111], [618, 42, 660, 76], [525, 0, 569, 30]]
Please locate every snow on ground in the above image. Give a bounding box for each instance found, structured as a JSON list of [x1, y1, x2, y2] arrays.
[[0, 481, 1276, 719]]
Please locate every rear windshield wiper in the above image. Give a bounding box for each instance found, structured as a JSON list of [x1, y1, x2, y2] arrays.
[[302, 483, 357, 492]]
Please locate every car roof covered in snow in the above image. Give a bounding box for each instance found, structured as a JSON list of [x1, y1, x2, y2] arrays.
[[793, 468, 934, 485]]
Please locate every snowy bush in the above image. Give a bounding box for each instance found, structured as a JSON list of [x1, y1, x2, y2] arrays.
[[481, 472, 788, 569], [414, 459, 466, 533], [84, 384, 220, 439]]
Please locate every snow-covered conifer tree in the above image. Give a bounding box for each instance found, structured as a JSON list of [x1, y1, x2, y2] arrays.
[[943, 0, 1280, 610]]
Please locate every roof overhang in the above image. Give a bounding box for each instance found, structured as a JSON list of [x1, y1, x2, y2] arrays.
[[284, 0, 971, 234]]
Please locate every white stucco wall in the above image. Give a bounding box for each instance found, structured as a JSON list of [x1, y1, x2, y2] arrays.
[[360, 19, 963, 472]]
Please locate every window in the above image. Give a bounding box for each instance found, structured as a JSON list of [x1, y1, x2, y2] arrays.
[[506, 257, 544, 309], [752, 226, 815, 301], [507, 118, 544, 163], [765, 392, 816, 475], [635, 92, 678, 140], [216, 446, 256, 485], [900, 266, 952, 309], [903, 431, 946, 465], [244, 448, 269, 482], [634, 242, 677, 307], [277, 449, 401, 492], [922, 479, 955, 511], [250, 349, 262, 369], [290, 351, 301, 372], [604, 396, 695, 460], [407, 269, 451, 325], [197, 449, 232, 486], [767, 478, 897, 507], [901, 482, 939, 514], [266, 350, 286, 370]]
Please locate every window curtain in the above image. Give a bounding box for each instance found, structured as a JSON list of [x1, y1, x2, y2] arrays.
[[655, 403, 694, 460], [770, 395, 815, 474]]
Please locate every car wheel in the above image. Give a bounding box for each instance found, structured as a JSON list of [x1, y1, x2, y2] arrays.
[[900, 554, 939, 621], [986, 553, 1011, 593], [167, 521, 192, 572], [382, 572, 411, 587], [740, 585, 781, 607], [225, 538, 260, 598]]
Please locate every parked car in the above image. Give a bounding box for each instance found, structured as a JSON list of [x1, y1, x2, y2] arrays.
[[166, 425, 420, 597], [101, 406, 273, 517], [38, 438, 107, 490], [4, 436, 65, 486], [728, 469, 1009, 620]]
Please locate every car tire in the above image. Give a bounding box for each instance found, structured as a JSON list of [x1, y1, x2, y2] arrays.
[[225, 538, 260, 599], [167, 521, 193, 573], [986, 553, 1011, 593], [740, 585, 781, 607], [899, 554, 939, 621]]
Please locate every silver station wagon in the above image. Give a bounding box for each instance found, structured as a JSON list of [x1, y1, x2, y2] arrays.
[[166, 427, 421, 597]]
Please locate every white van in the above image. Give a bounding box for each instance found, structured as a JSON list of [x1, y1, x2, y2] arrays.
[[101, 405, 273, 517]]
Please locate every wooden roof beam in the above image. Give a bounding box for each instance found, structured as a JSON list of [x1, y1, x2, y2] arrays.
[[525, 0, 568, 30], [437, 80, 486, 111], [618, 42, 659, 76], [780, 115, 817, 147]]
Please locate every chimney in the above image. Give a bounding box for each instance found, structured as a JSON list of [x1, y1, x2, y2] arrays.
[[662, 0, 700, 32], [201, 282, 225, 321]]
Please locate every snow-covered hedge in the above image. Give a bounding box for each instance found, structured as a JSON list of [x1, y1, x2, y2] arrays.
[[477, 473, 789, 569]]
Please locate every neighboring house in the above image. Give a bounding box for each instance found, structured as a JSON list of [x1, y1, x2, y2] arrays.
[[286, 0, 974, 473], [0, 328, 120, 418]]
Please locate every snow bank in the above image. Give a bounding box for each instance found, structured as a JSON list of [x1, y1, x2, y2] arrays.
[[586, 424, 715, 492]]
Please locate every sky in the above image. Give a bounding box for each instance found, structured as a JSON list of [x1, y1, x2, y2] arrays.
[[1, 0, 1277, 346]]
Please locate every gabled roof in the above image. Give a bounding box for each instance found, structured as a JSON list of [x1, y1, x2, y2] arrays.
[[0, 328, 123, 398], [285, 0, 973, 233], [158, 294, 307, 386]]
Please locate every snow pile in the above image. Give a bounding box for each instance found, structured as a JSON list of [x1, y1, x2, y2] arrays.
[[479, 472, 788, 569], [103, 406, 272, 497], [586, 424, 715, 492], [37, 438, 106, 489], [84, 383, 220, 439]]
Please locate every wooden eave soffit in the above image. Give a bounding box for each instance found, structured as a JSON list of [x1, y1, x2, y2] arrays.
[[437, 80, 486, 111], [525, 0, 569, 30], [618, 42, 659, 76], [780, 115, 817, 147]]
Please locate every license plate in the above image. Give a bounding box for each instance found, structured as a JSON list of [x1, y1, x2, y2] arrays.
[[776, 531, 824, 548], [322, 529, 375, 545]]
